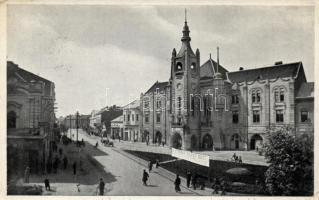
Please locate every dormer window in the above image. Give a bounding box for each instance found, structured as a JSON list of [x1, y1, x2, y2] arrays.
[[176, 62, 183, 72]]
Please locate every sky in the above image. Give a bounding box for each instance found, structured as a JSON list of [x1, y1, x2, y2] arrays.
[[7, 5, 314, 117]]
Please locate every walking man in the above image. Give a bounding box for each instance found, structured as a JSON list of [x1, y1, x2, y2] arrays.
[[174, 174, 181, 193], [148, 161, 153, 173], [142, 169, 149, 186], [192, 172, 198, 190], [73, 161, 77, 175], [44, 178, 50, 191], [186, 170, 192, 188], [98, 178, 105, 195]]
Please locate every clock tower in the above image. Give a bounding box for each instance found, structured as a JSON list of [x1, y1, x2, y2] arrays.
[[170, 12, 201, 150]]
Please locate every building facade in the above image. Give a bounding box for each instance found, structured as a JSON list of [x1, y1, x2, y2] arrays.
[[110, 115, 124, 139], [122, 100, 142, 141], [137, 18, 314, 151], [7, 61, 56, 176]]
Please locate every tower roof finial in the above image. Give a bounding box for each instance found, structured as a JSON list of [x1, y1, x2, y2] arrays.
[[217, 46, 220, 73], [185, 8, 187, 23]]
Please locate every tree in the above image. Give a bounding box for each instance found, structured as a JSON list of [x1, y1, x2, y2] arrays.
[[263, 126, 313, 195]]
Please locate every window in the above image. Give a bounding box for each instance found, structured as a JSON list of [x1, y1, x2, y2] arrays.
[[136, 114, 139, 121], [232, 111, 239, 124], [144, 100, 149, 108], [123, 115, 125, 122], [177, 97, 182, 114], [176, 63, 183, 71], [127, 114, 130, 122], [256, 91, 261, 102], [252, 90, 261, 103], [7, 111, 17, 128], [190, 63, 196, 70], [132, 114, 134, 121], [145, 114, 149, 123], [253, 110, 260, 123], [232, 94, 239, 104], [275, 91, 280, 102], [275, 87, 285, 102], [156, 99, 161, 109], [280, 88, 285, 102], [276, 110, 284, 123], [156, 113, 161, 123], [191, 96, 195, 116], [301, 111, 309, 122]]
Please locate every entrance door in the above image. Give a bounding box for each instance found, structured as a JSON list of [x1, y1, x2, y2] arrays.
[[235, 140, 239, 149]]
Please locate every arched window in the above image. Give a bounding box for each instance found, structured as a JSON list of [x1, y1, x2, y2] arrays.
[[274, 87, 285, 102], [175, 63, 183, 72], [252, 89, 261, 103], [7, 111, 17, 128]]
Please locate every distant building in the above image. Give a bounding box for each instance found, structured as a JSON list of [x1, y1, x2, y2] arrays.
[[89, 106, 123, 136], [7, 61, 56, 175], [122, 100, 142, 141], [62, 114, 90, 130], [110, 115, 124, 139]]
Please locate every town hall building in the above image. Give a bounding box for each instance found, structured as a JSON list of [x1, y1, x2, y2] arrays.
[[135, 17, 314, 151]]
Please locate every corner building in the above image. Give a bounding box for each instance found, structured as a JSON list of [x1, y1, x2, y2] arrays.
[[140, 18, 314, 151]]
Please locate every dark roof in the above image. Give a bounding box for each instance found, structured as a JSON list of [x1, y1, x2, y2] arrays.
[[200, 58, 228, 79], [7, 61, 54, 96], [145, 81, 169, 94], [228, 62, 302, 83], [296, 82, 314, 98]]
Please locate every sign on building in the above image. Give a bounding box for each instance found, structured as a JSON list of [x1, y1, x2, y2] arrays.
[[171, 148, 210, 167]]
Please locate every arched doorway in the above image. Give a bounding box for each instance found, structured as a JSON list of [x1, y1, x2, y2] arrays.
[[172, 133, 182, 149], [191, 135, 197, 150], [250, 134, 263, 150], [143, 130, 150, 143], [202, 134, 213, 150], [231, 134, 240, 149], [7, 111, 17, 128], [155, 131, 162, 145]]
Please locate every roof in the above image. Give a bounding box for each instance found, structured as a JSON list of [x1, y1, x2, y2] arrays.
[[123, 99, 140, 109], [7, 61, 54, 96], [228, 62, 302, 83], [296, 82, 314, 98], [145, 81, 168, 94], [111, 115, 123, 123], [200, 58, 228, 80]]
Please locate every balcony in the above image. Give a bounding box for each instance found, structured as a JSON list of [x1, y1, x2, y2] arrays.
[[7, 128, 46, 140]]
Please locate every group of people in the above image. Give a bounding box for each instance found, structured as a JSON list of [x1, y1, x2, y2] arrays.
[[231, 153, 243, 163], [211, 177, 227, 195]]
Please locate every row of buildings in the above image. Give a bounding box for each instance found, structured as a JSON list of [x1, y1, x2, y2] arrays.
[[110, 17, 314, 151], [7, 61, 58, 176]]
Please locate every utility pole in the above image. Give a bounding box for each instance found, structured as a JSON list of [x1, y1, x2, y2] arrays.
[[76, 111, 79, 146], [69, 114, 72, 139]]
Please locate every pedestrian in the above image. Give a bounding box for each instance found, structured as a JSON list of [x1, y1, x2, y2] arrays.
[[174, 174, 181, 192], [63, 156, 68, 169], [142, 169, 149, 186], [238, 156, 242, 163], [186, 170, 192, 188], [211, 178, 219, 194], [59, 148, 63, 157], [191, 172, 198, 190], [98, 178, 105, 195], [220, 178, 226, 195], [232, 153, 237, 162], [73, 161, 77, 175], [155, 159, 160, 168], [44, 178, 50, 191], [148, 161, 153, 173], [24, 166, 30, 183]]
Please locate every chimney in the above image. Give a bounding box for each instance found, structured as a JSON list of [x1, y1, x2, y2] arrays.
[[239, 67, 244, 71], [275, 61, 283, 65]]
